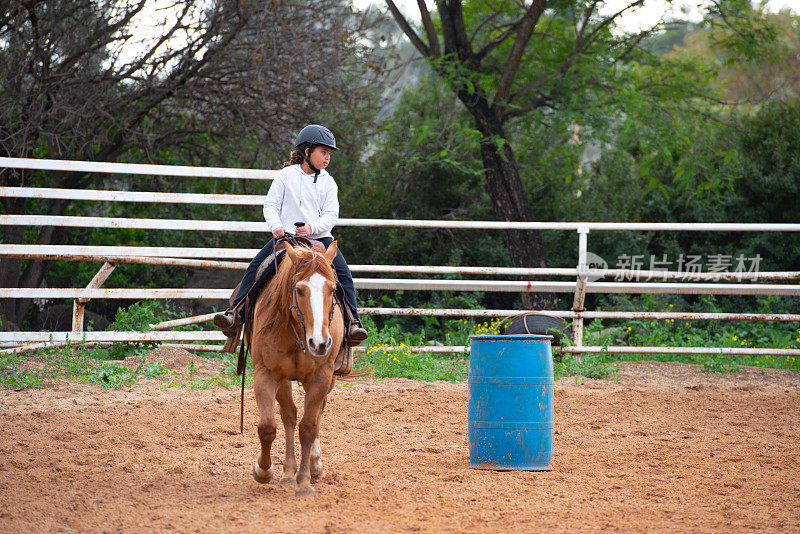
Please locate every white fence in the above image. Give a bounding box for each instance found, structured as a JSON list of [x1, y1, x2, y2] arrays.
[[2, 157, 800, 359]]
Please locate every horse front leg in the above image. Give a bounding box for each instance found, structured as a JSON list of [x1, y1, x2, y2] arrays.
[[311, 375, 336, 480], [295, 378, 331, 497], [310, 395, 328, 481], [276, 379, 298, 486], [252, 369, 278, 484]]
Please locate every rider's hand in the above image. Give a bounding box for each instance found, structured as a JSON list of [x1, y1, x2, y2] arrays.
[[296, 224, 310, 237], [272, 226, 285, 239]]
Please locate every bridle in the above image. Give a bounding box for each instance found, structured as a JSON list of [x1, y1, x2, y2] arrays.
[[286, 249, 338, 353]]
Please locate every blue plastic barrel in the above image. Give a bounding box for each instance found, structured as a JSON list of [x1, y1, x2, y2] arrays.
[[468, 334, 554, 471]]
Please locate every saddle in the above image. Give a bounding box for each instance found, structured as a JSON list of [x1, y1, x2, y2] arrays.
[[222, 236, 353, 377]]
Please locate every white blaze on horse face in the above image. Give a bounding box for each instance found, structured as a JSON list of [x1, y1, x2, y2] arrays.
[[298, 273, 330, 351]]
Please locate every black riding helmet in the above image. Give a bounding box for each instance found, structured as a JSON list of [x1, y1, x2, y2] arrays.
[[295, 125, 338, 183]]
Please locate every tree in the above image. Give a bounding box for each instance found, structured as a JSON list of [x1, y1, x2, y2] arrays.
[[0, 0, 384, 327], [669, 8, 800, 104], [385, 0, 771, 309]]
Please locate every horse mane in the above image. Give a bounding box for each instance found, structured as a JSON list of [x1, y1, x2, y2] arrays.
[[258, 246, 336, 335]]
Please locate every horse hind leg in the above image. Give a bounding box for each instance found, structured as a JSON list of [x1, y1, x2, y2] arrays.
[[276, 380, 298, 487]]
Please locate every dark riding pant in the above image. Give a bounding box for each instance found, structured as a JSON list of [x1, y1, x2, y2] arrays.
[[231, 237, 360, 320]]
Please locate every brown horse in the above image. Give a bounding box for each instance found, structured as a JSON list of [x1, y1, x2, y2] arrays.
[[248, 241, 344, 497]]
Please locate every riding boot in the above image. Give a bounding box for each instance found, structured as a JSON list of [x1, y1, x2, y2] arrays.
[[214, 307, 245, 353], [343, 304, 367, 346], [213, 307, 243, 331]]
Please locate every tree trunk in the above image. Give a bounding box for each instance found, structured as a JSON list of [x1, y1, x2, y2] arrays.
[[468, 104, 556, 310]]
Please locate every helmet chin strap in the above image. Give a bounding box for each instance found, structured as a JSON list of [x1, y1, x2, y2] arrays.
[[301, 147, 320, 183]]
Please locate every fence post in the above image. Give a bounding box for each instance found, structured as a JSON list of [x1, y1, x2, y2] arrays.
[[72, 262, 116, 351], [571, 227, 590, 363]]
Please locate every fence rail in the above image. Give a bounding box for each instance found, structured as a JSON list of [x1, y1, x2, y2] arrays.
[[0, 157, 279, 180], [2, 157, 800, 360], [5, 211, 800, 233], [2, 280, 800, 299]]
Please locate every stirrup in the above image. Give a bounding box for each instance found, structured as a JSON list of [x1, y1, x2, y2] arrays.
[[334, 344, 353, 376]]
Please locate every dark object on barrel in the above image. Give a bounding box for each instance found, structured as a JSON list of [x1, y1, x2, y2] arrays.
[[503, 313, 571, 346]]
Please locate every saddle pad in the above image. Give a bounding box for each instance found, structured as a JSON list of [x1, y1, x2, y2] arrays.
[[251, 248, 286, 301]]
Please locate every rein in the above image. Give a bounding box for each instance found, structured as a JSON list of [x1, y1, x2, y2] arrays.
[[288, 259, 308, 351]]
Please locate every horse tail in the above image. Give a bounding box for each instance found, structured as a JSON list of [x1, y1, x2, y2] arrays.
[[338, 366, 371, 380]]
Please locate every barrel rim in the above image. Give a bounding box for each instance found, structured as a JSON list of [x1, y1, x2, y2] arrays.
[[469, 334, 553, 340]]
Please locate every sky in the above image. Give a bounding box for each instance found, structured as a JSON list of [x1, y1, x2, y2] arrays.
[[355, 0, 798, 32], [124, 0, 798, 66]]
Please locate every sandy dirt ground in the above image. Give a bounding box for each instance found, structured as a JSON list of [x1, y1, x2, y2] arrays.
[[1, 350, 799, 533]]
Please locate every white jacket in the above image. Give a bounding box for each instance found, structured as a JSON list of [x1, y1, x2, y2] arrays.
[[263, 164, 339, 239]]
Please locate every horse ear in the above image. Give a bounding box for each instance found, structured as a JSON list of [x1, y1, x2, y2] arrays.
[[324, 241, 338, 264], [285, 243, 300, 265]]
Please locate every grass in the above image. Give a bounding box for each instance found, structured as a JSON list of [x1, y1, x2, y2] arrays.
[[555, 352, 620, 381], [356, 344, 469, 381], [0, 341, 247, 391]]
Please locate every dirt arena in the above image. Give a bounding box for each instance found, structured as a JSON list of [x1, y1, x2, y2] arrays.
[[1, 352, 799, 533]]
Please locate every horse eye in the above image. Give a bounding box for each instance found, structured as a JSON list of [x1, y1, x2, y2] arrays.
[[296, 288, 305, 296]]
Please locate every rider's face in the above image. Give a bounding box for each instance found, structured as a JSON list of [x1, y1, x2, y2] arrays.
[[306, 146, 332, 170]]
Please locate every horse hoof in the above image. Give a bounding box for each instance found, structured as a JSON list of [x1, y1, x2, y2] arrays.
[[253, 462, 274, 484], [295, 487, 315, 498], [280, 477, 297, 488], [310, 462, 323, 481]]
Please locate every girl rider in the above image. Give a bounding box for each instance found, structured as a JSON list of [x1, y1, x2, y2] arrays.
[[213, 124, 367, 345]]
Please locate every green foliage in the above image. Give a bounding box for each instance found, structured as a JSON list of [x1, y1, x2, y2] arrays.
[[357, 344, 468, 382], [336, 72, 520, 311], [0, 350, 47, 390], [107, 300, 163, 331], [143, 361, 167, 377], [701, 358, 741, 374], [1, 343, 90, 390], [0, 338, 107, 390], [581, 295, 800, 374], [0, 341, 246, 391], [356, 314, 622, 382], [670, 9, 799, 103], [5, 300, 233, 390], [555, 352, 620, 381], [105, 301, 166, 360], [556, 89, 800, 316], [703, 0, 780, 63], [444, 317, 504, 346], [354, 314, 503, 381], [88, 351, 219, 389], [90, 360, 143, 389]]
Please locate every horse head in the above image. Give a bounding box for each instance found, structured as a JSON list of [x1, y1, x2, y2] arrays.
[[284, 242, 339, 357]]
